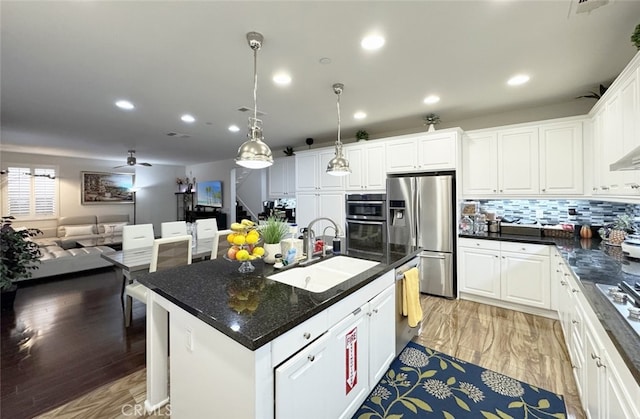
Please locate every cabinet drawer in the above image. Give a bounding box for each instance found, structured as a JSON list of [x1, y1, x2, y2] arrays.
[[459, 238, 501, 251], [500, 241, 549, 256], [271, 310, 328, 367]]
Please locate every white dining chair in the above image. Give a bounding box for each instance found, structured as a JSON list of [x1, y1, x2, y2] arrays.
[[160, 221, 188, 238], [124, 235, 192, 327], [122, 223, 155, 250], [196, 218, 220, 259]]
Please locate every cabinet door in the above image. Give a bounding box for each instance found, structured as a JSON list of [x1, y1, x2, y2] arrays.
[[500, 251, 550, 309], [367, 284, 395, 389], [584, 323, 605, 419], [325, 305, 371, 419], [458, 246, 501, 299], [620, 71, 639, 156], [592, 110, 607, 194], [284, 158, 296, 194], [497, 128, 539, 194], [345, 146, 365, 190], [296, 153, 319, 191], [417, 132, 456, 170], [269, 158, 287, 198], [461, 132, 498, 195], [539, 122, 583, 195], [364, 143, 386, 190], [318, 192, 345, 235], [319, 150, 346, 190], [296, 193, 318, 233], [275, 332, 332, 419], [603, 350, 640, 419], [386, 138, 418, 173]]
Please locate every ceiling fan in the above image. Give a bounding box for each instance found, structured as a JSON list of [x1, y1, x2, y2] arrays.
[[113, 150, 152, 168]]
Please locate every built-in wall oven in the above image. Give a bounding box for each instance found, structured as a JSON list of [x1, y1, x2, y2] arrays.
[[345, 194, 387, 256]]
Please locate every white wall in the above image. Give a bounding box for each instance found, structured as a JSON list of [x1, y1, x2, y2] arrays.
[[1, 151, 185, 233]]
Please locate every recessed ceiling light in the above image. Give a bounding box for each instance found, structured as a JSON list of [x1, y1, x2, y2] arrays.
[[507, 74, 530, 86], [319, 57, 332, 65], [228, 125, 240, 132], [181, 114, 195, 123], [115, 100, 135, 110], [273, 73, 292, 85], [423, 95, 441, 104], [354, 111, 367, 120], [361, 35, 385, 50]]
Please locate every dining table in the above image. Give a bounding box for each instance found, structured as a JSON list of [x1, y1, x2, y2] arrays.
[[100, 238, 216, 298]]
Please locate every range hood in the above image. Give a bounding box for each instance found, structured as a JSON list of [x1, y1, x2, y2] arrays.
[[610, 145, 640, 171]]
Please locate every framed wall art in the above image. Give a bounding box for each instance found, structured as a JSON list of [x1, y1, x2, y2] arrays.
[[81, 171, 135, 204]]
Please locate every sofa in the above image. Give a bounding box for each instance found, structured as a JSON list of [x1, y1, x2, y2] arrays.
[[25, 214, 130, 280]]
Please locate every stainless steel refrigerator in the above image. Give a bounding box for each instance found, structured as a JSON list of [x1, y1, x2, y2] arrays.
[[387, 173, 455, 298]]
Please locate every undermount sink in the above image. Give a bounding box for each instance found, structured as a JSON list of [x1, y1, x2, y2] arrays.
[[267, 256, 379, 293]]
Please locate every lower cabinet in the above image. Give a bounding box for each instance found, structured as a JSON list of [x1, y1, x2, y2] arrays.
[[458, 238, 550, 310], [275, 283, 395, 419]]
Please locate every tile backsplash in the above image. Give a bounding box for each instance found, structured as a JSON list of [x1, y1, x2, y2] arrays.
[[474, 199, 640, 227]]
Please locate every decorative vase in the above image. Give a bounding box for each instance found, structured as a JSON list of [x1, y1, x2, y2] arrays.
[[427, 124, 435, 132], [580, 225, 592, 239], [263, 243, 281, 264]]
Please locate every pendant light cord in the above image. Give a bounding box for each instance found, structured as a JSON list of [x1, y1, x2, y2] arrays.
[[253, 47, 258, 125], [336, 90, 341, 146]]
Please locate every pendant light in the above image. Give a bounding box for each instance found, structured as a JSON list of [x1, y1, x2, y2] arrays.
[[235, 32, 273, 169], [326, 83, 351, 176]]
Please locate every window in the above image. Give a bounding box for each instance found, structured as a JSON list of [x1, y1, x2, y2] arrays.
[[4, 165, 57, 218]]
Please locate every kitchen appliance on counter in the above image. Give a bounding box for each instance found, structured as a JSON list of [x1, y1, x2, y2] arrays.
[[345, 193, 387, 256], [595, 282, 640, 337], [395, 257, 422, 355], [387, 172, 456, 298]]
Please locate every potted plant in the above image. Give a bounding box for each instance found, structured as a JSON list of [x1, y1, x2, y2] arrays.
[[355, 130, 369, 142], [423, 113, 441, 132], [607, 214, 636, 246], [632, 23, 640, 50], [1, 217, 42, 311], [259, 216, 289, 264]]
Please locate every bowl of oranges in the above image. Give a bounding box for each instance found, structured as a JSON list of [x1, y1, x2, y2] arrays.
[[224, 219, 266, 273]]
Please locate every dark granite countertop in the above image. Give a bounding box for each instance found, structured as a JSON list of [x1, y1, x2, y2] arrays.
[[136, 247, 420, 351], [460, 232, 640, 385]]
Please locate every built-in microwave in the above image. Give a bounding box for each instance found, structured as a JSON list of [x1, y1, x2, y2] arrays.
[[345, 194, 387, 255]]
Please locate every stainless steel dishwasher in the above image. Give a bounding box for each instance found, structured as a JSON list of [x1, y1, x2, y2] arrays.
[[395, 257, 422, 355]]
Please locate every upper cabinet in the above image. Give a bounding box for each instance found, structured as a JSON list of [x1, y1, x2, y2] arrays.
[[268, 157, 296, 198], [295, 149, 345, 192], [386, 129, 460, 173], [462, 119, 584, 197], [590, 52, 640, 196], [344, 142, 386, 191]]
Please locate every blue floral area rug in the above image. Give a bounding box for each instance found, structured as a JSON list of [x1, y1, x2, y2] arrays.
[[353, 341, 567, 419]]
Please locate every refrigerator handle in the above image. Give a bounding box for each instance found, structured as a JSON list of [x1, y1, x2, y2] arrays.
[[413, 179, 420, 247], [419, 253, 446, 260]]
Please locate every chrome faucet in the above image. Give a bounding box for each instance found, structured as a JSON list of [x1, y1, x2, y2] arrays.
[[303, 217, 340, 263]]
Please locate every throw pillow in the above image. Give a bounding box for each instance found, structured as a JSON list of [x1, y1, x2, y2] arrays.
[[64, 224, 95, 237]]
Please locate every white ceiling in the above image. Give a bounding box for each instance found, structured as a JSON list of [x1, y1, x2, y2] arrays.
[[2, 0, 640, 167]]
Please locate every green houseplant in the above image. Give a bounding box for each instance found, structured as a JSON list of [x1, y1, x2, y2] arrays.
[[632, 23, 640, 50], [1, 217, 42, 310], [259, 216, 289, 264], [355, 130, 369, 142]]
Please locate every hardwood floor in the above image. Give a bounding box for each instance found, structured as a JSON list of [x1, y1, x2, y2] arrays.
[[1, 268, 147, 418], [3, 270, 585, 418]]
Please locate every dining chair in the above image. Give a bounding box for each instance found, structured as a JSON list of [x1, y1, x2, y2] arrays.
[[160, 221, 188, 238], [123, 235, 192, 327], [122, 223, 155, 250], [196, 218, 220, 259]]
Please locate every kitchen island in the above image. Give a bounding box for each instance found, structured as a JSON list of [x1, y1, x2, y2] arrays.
[[136, 248, 419, 418]]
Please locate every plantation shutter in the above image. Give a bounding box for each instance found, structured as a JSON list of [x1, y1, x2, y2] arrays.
[[7, 167, 31, 216], [5, 166, 58, 218], [33, 168, 56, 216]]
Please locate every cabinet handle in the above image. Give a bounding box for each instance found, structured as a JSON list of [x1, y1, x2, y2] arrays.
[[596, 359, 606, 368], [308, 355, 316, 362], [560, 280, 567, 286], [601, 186, 610, 191], [494, 255, 499, 258], [542, 189, 546, 192], [572, 320, 578, 324], [591, 352, 598, 360], [493, 189, 497, 193], [593, 187, 598, 192], [521, 247, 526, 251], [501, 256, 505, 259], [572, 289, 579, 293], [303, 332, 311, 340], [500, 189, 503, 193], [373, 308, 379, 314]]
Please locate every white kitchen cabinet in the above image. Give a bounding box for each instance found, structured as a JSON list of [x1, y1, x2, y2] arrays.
[[295, 192, 345, 238], [539, 121, 583, 195], [276, 332, 333, 419], [462, 118, 585, 197], [458, 239, 550, 311], [295, 149, 345, 192], [497, 127, 539, 195], [458, 239, 501, 299], [500, 245, 550, 310], [461, 132, 498, 195], [268, 157, 296, 198], [386, 129, 459, 173], [345, 142, 386, 191], [366, 284, 395, 389]]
